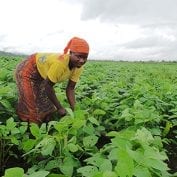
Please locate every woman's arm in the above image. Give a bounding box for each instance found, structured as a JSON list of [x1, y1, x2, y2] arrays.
[[66, 80, 76, 110], [44, 78, 66, 116]]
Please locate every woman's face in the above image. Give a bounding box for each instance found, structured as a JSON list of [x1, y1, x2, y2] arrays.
[[70, 52, 88, 68]]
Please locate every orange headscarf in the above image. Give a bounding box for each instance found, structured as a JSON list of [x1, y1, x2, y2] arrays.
[[64, 37, 89, 54]]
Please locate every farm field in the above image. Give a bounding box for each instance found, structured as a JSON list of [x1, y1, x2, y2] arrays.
[[0, 55, 177, 177]]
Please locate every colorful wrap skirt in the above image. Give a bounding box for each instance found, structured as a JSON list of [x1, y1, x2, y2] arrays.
[[15, 54, 56, 124]]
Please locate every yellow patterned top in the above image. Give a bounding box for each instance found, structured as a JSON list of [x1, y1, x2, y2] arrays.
[[36, 53, 83, 83]]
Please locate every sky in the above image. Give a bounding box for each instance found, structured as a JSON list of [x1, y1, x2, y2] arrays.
[[0, 0, 177, 61]]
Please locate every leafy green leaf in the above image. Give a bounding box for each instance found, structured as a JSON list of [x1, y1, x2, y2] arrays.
[[145, 158, 169, 171], [132, 128, 154, 145], [67, 143, 78, 152], [30, 123, 40, 138], [93, 109, 106, 116], [27, 170, 49, 177], [99, 159, 112, 172], [6, 118, 16, 131], [85, 154, 104, 167], [22, 139, 36, 152], [3, 167, 24, 177], [133, 166, 151, 177], [83, 124, 95, 135], [88, 117, 99, 126], [59, 157, 76, 177], [83, 135, 98, 148], [40, 137, 56, 156], [77, 166, 98, 177], [102, 171, 117, 177], [72, 119, 86, 129], [45, 159, 61, 170], [115, 148, 134, 177], [65, 107, 74, 118]]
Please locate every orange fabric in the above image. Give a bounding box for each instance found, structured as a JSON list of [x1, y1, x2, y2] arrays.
[[64, 37, 89, 54], [15, 54, 56, 124], [15, 55, 40, 123]]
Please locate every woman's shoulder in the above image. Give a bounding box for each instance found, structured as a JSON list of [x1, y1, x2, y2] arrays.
[[36, 52, 60, 58]]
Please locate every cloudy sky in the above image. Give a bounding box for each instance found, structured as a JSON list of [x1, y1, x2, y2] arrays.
[[0, 0, 177, 61]]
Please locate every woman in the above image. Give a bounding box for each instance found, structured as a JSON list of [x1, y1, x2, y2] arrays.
[[15, 37, 89, 124]]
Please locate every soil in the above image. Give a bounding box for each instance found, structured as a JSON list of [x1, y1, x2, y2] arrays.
[[165, 126, 177, 173], [0, 145, 30, 177]]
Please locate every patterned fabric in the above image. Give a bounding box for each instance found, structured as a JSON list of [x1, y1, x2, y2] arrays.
[[15, 54, 56, 124], [63, 37, 89, 54]]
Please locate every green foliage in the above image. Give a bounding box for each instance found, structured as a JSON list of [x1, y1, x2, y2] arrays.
[[3, 167, 24, 177], [1, 56, 177, 176], [0, 118, 28, 174], [78, 128, 170, 177], [3, 167, 49, 177]]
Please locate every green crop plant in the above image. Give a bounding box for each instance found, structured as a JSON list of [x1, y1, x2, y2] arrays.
[[1, 55, 177, 176], [0, 118, 28, 174]]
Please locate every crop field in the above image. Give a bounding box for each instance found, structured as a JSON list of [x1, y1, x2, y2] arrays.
[[0, 55, 177, 177]]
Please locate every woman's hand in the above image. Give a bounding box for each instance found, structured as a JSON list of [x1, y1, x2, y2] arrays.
[[44, 78, 67, 118], [57, 107, 67, 117]]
